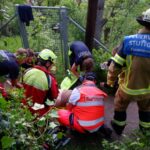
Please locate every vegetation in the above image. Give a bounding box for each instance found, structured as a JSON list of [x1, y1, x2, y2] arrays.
[[0, 0, 150, 149], [102, 131, 150, 150]]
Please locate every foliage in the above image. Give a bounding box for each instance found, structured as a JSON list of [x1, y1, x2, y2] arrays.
[[0, 1, 150, 149], [0, 0, 25, 36], [102, 130, 150, 150], [92, 48, 111, 85], [0, 36, 22, 52], [103, 0, 150, 50], [0, 88, 59, 149], [60, 0, 88, 42]]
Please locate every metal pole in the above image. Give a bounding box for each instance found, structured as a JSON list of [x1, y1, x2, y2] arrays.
[[15, 4, 29, 48], [60, 6, 69, 70]]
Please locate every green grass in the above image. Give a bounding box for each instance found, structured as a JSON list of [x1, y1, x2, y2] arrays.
[[0, 36, 22, 52]]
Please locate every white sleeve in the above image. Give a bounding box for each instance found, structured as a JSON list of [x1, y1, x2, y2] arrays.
[[68, 88, 80, 105]]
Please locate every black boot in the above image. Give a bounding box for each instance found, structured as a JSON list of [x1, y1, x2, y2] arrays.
[[111, 120, 125, 135], [139, 125, 150, 135], [98, 125, 112, 139], [111, 111, 126, 135], [139, 111, 150, 135]]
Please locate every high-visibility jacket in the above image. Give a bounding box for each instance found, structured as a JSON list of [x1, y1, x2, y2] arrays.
[[22, 65, 59, 117], [72, 81, 107, 133], [107, 29, 150, 96]]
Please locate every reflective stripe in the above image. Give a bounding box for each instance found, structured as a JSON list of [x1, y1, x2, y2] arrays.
[[78, 117, 104, 127], [139, 121, 150, 128], [112, 119, 126, 126], [88, 125, 102, 133], [121, 84, 150, 95], [112, 54, 126, 66], [76, 101, 103, 107]]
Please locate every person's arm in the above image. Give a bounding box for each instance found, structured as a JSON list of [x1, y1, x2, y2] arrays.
[[107, 61, 122, 87], [11, 79, 23, 88], [67, 88, 80, 111], [70, 63, 79, 78], [107, 42, 126, 87]]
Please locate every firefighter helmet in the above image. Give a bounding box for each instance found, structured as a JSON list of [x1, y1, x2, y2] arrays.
[[38, 49, 57, 63], [136, 8, 150, 27]]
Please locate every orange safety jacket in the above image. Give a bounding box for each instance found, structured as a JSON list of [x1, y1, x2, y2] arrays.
[[72, 81, 107, 133]]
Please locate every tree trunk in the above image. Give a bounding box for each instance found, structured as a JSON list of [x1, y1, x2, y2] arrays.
[[94, 0, 105, 49], [85, 0, 98, 51]]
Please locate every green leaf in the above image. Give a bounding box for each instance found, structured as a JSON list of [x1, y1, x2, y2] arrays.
[[37, 118, 46, 127], [49, 122, 57, 129], [0, 96, 9, 109], [57, 132, 63, 139], [1, 136, 15, 149], [45, 99, 54, 106], [48, 109, 59, 118]]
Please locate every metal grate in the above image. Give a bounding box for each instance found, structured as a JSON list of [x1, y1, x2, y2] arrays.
[[26, 8, 61, 52]]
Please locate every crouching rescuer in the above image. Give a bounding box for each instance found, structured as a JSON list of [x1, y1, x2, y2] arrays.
[[22, 49, 59, 117], [107, 9, 150, 135], [56, 72, 111, 135]]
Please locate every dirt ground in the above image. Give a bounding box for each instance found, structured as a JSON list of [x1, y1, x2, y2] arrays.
[[105, 96, 139, 139]]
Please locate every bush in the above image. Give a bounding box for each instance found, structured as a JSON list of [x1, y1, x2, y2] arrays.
[[102, 130, 150, 150]]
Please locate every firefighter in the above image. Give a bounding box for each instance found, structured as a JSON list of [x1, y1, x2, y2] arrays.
[[107, 8, 150, 135], [0, 48, 35, 98], [56, 72, 111, 135], [22, 49, 59, 117]]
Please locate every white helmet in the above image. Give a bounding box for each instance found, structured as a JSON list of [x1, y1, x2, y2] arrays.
[[136, 8, 150, 27], [142, 9, 150, 22]]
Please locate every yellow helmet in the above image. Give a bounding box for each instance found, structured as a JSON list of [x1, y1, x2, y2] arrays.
[[38, 49, 57, 63]]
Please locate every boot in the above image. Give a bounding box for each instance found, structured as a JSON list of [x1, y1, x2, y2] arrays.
[[139, 111, 150, 135], [111, 120, 125, 135], [111, 111, 126, 135], [98, 125, 112, 139]]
